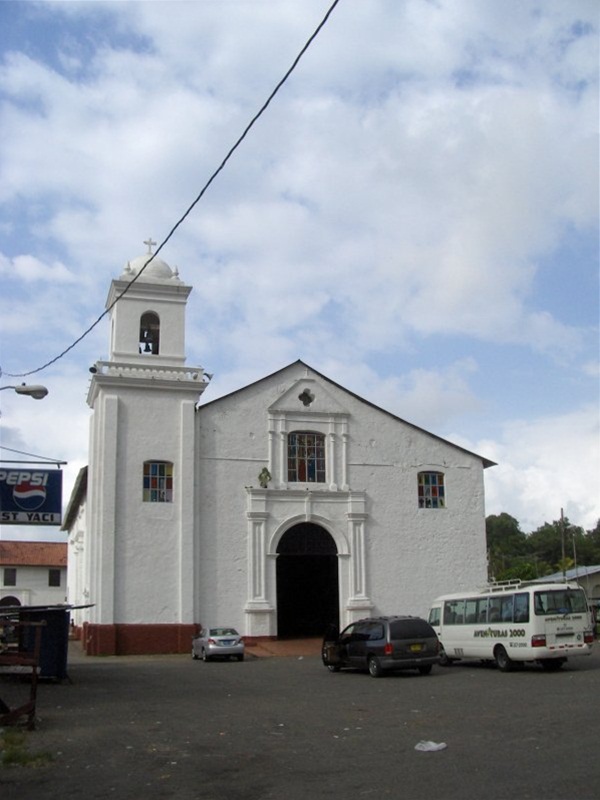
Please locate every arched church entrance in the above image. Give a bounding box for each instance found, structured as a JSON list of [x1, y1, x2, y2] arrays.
[[276, 522, 339, 638]]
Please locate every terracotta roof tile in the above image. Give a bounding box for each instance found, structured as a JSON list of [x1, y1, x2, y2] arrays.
[[0, 541, 67, 567]]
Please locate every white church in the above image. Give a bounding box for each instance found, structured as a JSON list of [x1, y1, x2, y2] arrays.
[[63, 245, 495, 655]]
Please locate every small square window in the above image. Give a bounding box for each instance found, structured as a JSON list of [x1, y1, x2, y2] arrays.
[[3, 568, 17, 587], [49, 569, 61, 587]]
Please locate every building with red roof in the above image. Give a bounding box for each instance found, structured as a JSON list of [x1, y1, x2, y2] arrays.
[[0, 541, 68, 607]]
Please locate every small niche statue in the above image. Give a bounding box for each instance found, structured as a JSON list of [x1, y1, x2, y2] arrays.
[[258, 467, 272, 488]]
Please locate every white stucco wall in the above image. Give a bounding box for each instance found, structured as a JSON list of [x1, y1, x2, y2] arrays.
[[88, 385, 198, 625], [65, 253, 493, 648], [194, 363, 489, 636], [1, 565, 67, 607]]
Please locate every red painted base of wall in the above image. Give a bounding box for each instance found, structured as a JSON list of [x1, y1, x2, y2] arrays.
[[81, 623, 200, 656], [244, 636, 277, 646]]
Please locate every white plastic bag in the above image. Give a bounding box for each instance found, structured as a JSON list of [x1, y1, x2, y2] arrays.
[[414, 740, 447, 752]]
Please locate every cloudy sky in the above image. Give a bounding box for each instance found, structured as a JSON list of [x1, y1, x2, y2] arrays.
[[0, 0, 598, 543]]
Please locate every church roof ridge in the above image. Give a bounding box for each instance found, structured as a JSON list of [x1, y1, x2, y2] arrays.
[[198, 359, 496, 469]]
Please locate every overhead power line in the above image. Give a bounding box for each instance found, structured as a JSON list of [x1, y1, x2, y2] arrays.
[[4, 0, 342, 379]]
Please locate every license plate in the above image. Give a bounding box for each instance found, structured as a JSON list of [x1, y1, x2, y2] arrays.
[[410, 643, 423, 652]]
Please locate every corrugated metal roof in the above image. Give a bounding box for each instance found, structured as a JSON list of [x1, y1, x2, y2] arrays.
[[536, 565, 600, 582], [0, 541, 68, 567]]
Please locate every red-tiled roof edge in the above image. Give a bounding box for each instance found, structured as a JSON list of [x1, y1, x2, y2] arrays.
[[0, 541, 68, 567]]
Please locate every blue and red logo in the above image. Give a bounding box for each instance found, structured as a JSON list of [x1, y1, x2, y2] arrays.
[[13, 480, 47, 511], [0, 469, 62, 524]]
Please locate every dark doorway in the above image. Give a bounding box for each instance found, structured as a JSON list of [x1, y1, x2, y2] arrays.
[[276, 523, 339, 638], [0, 596, 20, 607]]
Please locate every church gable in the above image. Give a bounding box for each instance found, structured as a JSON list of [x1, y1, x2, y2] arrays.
[[269, 375, 350, 418]]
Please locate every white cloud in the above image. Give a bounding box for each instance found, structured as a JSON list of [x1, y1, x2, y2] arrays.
[[0, 0, 597, 541], [476, 404, 600, 532], [0, 252, 76, 283]]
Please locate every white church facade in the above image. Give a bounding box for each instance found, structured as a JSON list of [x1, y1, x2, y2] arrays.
[[63, 246, 495, 655]]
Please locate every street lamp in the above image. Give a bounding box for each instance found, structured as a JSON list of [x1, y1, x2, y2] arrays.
[[0, 383, 49, 399]]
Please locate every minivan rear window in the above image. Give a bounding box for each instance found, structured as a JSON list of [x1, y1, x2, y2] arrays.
[[389, 619, 435, 639]]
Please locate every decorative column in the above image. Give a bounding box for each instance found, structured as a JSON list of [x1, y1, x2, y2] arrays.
[[278, 429, 287, 486], [244, 489, 275, 637], [341, 428, 349, 490], [328, 427, 337, 490], [345, 491, 372, 619]]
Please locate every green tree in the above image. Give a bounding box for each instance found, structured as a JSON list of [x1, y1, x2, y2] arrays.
[[526, 516, 587, 575], [584, 519, 600, 563], [486, 513, 528, 579]]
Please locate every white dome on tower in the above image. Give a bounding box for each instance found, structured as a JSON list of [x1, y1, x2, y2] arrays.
[[120, 238, 180, 282]]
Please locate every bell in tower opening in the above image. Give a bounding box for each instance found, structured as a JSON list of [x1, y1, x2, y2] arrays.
[[139, 311, 160, 355]]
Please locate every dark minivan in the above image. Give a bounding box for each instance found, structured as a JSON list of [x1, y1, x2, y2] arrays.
[[322, 616, 440, 677]]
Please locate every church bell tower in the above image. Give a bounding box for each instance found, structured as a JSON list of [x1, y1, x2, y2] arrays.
[[83, 240, 209, 655]]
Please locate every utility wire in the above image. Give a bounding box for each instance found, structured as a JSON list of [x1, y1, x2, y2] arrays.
[[3, 0, 342, 379], [0, 445, 67, 464]]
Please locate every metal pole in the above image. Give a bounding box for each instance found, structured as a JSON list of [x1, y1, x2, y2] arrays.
[[561, 508, 566, 580]]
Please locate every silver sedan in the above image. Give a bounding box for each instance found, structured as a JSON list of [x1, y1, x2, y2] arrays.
[[192, 627, 245, 662]]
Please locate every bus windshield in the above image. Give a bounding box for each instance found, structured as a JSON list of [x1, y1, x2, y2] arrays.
[[534, 588, 588, 616]]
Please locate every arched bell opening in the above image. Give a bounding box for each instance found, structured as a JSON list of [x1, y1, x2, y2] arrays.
[[139, 311, 160, 355]]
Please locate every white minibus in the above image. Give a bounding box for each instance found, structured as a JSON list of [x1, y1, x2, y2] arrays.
[[428, 580, 594, 671]]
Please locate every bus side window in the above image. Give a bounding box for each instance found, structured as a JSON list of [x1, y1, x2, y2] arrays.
[[514, 593, 530, 623], [454, 600, 465, 625], [501, 596, 514, 622], [465, 599, 478, 624], [489, 601, 501, 622], [443, 603, 455, 625], [477, 598, 488, 623]]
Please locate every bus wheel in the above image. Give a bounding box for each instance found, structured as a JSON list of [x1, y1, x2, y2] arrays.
[[540, 659, 564, 671], [494, 645, 513, 672], [439, 648, 454, 667]]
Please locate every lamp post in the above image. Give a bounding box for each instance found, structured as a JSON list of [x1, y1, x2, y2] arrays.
[[0, 383, 49, 399]]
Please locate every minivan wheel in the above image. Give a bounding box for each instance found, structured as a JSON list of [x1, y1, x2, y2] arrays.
[[418, 665, 432, 675], [368, 656, 383, 678]]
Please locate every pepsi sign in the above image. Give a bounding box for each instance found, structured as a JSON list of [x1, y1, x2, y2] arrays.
[[0, 469, 62, 525]]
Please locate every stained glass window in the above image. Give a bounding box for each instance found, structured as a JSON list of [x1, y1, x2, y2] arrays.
[[143, 461, 173, 502], [418, 471, 445, 508], [288, 432, 326, 483]]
